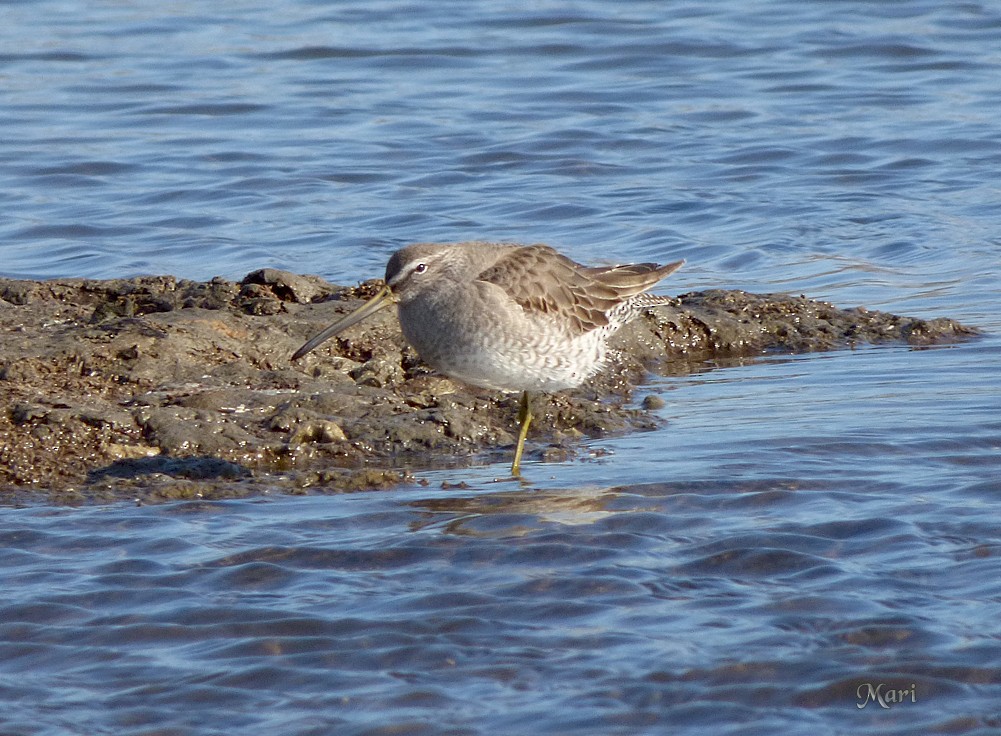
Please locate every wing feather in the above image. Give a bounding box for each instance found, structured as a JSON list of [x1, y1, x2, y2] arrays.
[[476, 245, 682, 337]]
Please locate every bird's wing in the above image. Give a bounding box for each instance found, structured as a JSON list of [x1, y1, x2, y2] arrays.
[[581, 260, 684, 297], [475, 244, 621, 336]]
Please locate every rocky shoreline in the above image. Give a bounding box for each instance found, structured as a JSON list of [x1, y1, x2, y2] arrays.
[[0, 268, 978, 503]]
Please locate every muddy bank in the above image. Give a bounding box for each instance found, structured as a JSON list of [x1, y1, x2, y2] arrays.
[[0, 268, 978, 502]]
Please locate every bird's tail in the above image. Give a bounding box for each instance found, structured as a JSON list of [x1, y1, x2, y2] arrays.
[[584, 259, 684, 298]]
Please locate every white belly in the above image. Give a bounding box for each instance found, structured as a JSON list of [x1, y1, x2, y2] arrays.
[[398, 298, 608, 393]]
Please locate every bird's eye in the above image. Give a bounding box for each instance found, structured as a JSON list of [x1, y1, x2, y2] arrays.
[[414, 263, 428, 274]]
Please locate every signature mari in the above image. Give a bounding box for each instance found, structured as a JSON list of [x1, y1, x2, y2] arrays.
[[857, 682, 917, 709]]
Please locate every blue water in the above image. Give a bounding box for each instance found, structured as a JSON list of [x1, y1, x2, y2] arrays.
[[2, 1, 1000, 734]]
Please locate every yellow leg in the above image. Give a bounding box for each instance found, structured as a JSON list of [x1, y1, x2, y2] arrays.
[[511, 390, 532, 476]]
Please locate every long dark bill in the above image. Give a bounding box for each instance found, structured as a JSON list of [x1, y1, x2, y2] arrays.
[[290, 285, 394, 361]]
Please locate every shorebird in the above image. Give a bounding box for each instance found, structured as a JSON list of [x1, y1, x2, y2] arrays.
[[292, 242, 683, 476]]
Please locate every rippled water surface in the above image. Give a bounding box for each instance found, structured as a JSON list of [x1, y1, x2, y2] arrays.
[[2, 1, 1000, 733]]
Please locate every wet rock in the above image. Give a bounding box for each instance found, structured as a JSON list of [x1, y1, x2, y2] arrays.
[[0, 267, 979, 502], [642, 395, 667, 411], [349, 354, 404, 388], [241, 268, 335, 304], [294, 420, 348, 444], [91, 455, 251, 482]]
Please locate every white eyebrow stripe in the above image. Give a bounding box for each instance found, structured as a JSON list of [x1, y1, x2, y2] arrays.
[[388, 258, 430, 287]]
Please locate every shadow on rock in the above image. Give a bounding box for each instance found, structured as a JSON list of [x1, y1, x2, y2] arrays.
[[89, 455, 251, 482]]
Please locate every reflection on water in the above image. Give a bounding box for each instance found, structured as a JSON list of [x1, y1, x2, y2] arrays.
[[410, 486, 622, 533], [2, 0, 1001, 733]]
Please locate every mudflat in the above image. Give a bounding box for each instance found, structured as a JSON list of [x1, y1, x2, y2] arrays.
[[0, 267, 977, 503]]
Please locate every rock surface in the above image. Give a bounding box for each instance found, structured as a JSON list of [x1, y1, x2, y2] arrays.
[[0, 268, 978, 502]]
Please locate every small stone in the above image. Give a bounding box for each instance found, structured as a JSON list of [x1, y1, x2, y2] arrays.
[[291, 420, 348, 444], [641, 394, 666, 410]]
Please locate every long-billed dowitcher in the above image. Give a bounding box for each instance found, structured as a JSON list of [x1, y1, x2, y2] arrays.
[[292, 242, 683, 475]]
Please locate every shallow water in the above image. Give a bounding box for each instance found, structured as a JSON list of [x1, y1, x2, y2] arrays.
[[2, 0, 1000, 733]]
